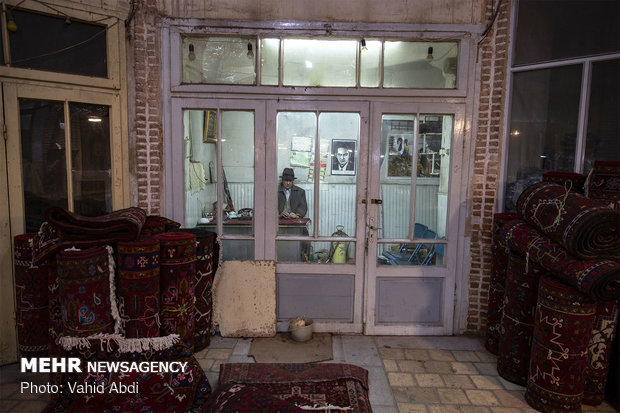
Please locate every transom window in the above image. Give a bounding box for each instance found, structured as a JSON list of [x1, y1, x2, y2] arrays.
[[182, 36, 458, 89]]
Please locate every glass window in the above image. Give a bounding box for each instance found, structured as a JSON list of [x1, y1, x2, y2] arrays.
[[360, 39, 382, 87], [584, 59, 620, 171], [9, 8, 107, 77], [69, 103, 112, 217], [384, 41, 458, 88], [275, 111, 359, 263], [260, 38, 280, 85], [377, 113, 452, 266], [282, 39, 357, 87], [504, 66, 582, 211], [514, 1, 620, 66], [19, 99, 112, 232], [182, 36, 256, 84], [183, 109, 255, 261]]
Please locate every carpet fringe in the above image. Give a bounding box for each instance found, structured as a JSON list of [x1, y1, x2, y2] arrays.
[[59, 333, 180, 353]]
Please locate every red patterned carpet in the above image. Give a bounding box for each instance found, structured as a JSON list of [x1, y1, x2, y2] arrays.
[[205, 363, 373, 412]]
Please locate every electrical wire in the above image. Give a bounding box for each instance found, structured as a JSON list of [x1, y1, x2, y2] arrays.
[[478, 0, 503, 45]]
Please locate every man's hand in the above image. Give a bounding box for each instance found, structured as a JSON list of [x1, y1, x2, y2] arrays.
[[280, 211, 290, 218], [289, 212, 299, 219]]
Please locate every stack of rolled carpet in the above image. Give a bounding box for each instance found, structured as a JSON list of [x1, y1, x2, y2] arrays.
[[486, 178, 620, 413]]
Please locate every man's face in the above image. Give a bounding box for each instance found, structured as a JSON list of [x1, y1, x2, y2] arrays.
[[336, 148, 350, 166], [282, 178, 294, 189]]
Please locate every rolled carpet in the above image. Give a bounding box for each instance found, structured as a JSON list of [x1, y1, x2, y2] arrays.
[[583, 300, 619, 406], [485, 212, 521, 355], [542, 171, 587, 194], [172, 227, 218, 351], [14, 233, 50, 357], [585, 160, 620, 209], [56, 246, 116, 337], [497, 251, 546, 385], [154, 232, 196, 351], [526, 275, 596, 413], [516, 181, 620, 260], [501, 219, 620, 302], [116, 238, 161, 338]]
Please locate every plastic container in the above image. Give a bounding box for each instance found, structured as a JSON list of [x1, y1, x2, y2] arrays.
[[289, 317, 314, 342]]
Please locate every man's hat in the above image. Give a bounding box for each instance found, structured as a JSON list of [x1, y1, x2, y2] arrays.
[[280, 168, 296, 180]]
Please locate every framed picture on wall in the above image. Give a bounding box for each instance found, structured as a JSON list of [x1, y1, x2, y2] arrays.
[[331, 139, 356, 175], [387, 134, 413, 177], [203, 110, 217, 143]]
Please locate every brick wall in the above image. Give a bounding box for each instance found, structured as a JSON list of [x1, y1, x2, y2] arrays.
[[130, 0, 163, 215], [466, 0, 511, 333]]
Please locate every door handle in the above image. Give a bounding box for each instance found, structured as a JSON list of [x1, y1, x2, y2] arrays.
[[371, 199, 382, 204], [369, 225, 382, 230]]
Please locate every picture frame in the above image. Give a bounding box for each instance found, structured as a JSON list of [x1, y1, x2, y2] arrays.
[[387, 134, 413, 177], [331, 139, 356, 176], [203, 109, 217, 143]]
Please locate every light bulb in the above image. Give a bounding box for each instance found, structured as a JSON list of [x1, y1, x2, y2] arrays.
[[6, 13, 17, 32], [247, 42, 254, 58], [361, 38, 368, 51], [426, 46, 434, 61], [188, 44, 196, 61]]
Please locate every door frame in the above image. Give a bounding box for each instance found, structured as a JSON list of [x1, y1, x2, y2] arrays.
[[364, 101, 467, 335]]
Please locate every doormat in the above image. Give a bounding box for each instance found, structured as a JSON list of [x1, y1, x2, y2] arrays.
[[248, 333, 333, 363]]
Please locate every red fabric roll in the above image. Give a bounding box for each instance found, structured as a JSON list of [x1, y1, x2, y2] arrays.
[[525, 275, 596, 413], [14, 233, 50, 357], [56, 246, 115, 338], [154, 232, 196, 351], [496, 251, 546, 385], [485, 212, 521, 355], [116, 238, 161, 338]]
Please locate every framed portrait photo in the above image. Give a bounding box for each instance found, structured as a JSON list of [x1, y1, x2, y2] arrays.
[[331, 139, 356, 175]]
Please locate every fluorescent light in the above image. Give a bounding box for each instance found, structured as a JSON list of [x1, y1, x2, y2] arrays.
[[88, 116, 102, 122]]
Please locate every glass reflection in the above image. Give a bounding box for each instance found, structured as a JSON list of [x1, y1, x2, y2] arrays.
[[378, 242, 445, 266], [384, 41, 457, 88]]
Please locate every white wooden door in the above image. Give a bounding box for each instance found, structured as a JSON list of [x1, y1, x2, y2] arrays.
[[364, 102, 466, 335]]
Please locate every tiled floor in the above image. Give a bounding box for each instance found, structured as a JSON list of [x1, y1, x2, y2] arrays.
[[1, 334, 617, 412]]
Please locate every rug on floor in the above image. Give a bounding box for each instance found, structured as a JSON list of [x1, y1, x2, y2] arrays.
[[249, 332, 333, 363], [211, 363, 372, 412]]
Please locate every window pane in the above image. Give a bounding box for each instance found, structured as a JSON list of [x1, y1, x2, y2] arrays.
[[504, 66, 582, 211], [378, 242, 445, 266], [184, 110, 216, 227], [277, 240, 356, 264], [260, 38, 279, 85], [19, 99, 67, 233], [9, 8, 107, 77], [319, 113, 360, 237], [384, 41, 457, 88], [282, 39, 357, 87], [69, 103, 112, 216], [182, 37, 256, 84], [380, 115, 415, 239], [584, 59, 620, 171], [514, 1, 620, 66], [360, 39, 381, 87], [221, 111, 255, 236]]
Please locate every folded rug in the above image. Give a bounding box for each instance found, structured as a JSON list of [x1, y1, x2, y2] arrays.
[[583, 300, 619, 406], [497, 251, 546, 385], [45, 206, 147, 242], [516, 181, 620, 260], [141, 215, 182, 236], [526, 275, 596, 413], [542, 171, 587, 194], [218, 363, 372, 412], [501, 219, 620, 301], [14, 233, 50, 357], [172, 228, 218, 351], [205, 383, 304, 412], [116, 238, 161, 338], [154, 232, 196, 351], [45, 342, 211, 413], [485, 212, 521, 355], [56, 246, 117, 337], [585, 160, 620, 209]]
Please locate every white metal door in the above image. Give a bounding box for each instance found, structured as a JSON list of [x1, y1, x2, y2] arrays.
[[364, 102, 466, 335]]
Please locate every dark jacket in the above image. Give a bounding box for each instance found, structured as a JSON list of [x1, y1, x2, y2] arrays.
[[278, 184, 308, 217]]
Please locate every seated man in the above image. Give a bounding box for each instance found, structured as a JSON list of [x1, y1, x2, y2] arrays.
[[278, 168, 307, 219]]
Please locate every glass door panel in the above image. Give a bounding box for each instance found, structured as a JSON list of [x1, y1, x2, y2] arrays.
[[275, 111, 360, 263], [183, 108, 256, 260], [377, 113, 452, 267]]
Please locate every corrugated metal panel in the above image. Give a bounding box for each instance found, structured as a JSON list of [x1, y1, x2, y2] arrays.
[[380, 182, 439, 239]]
